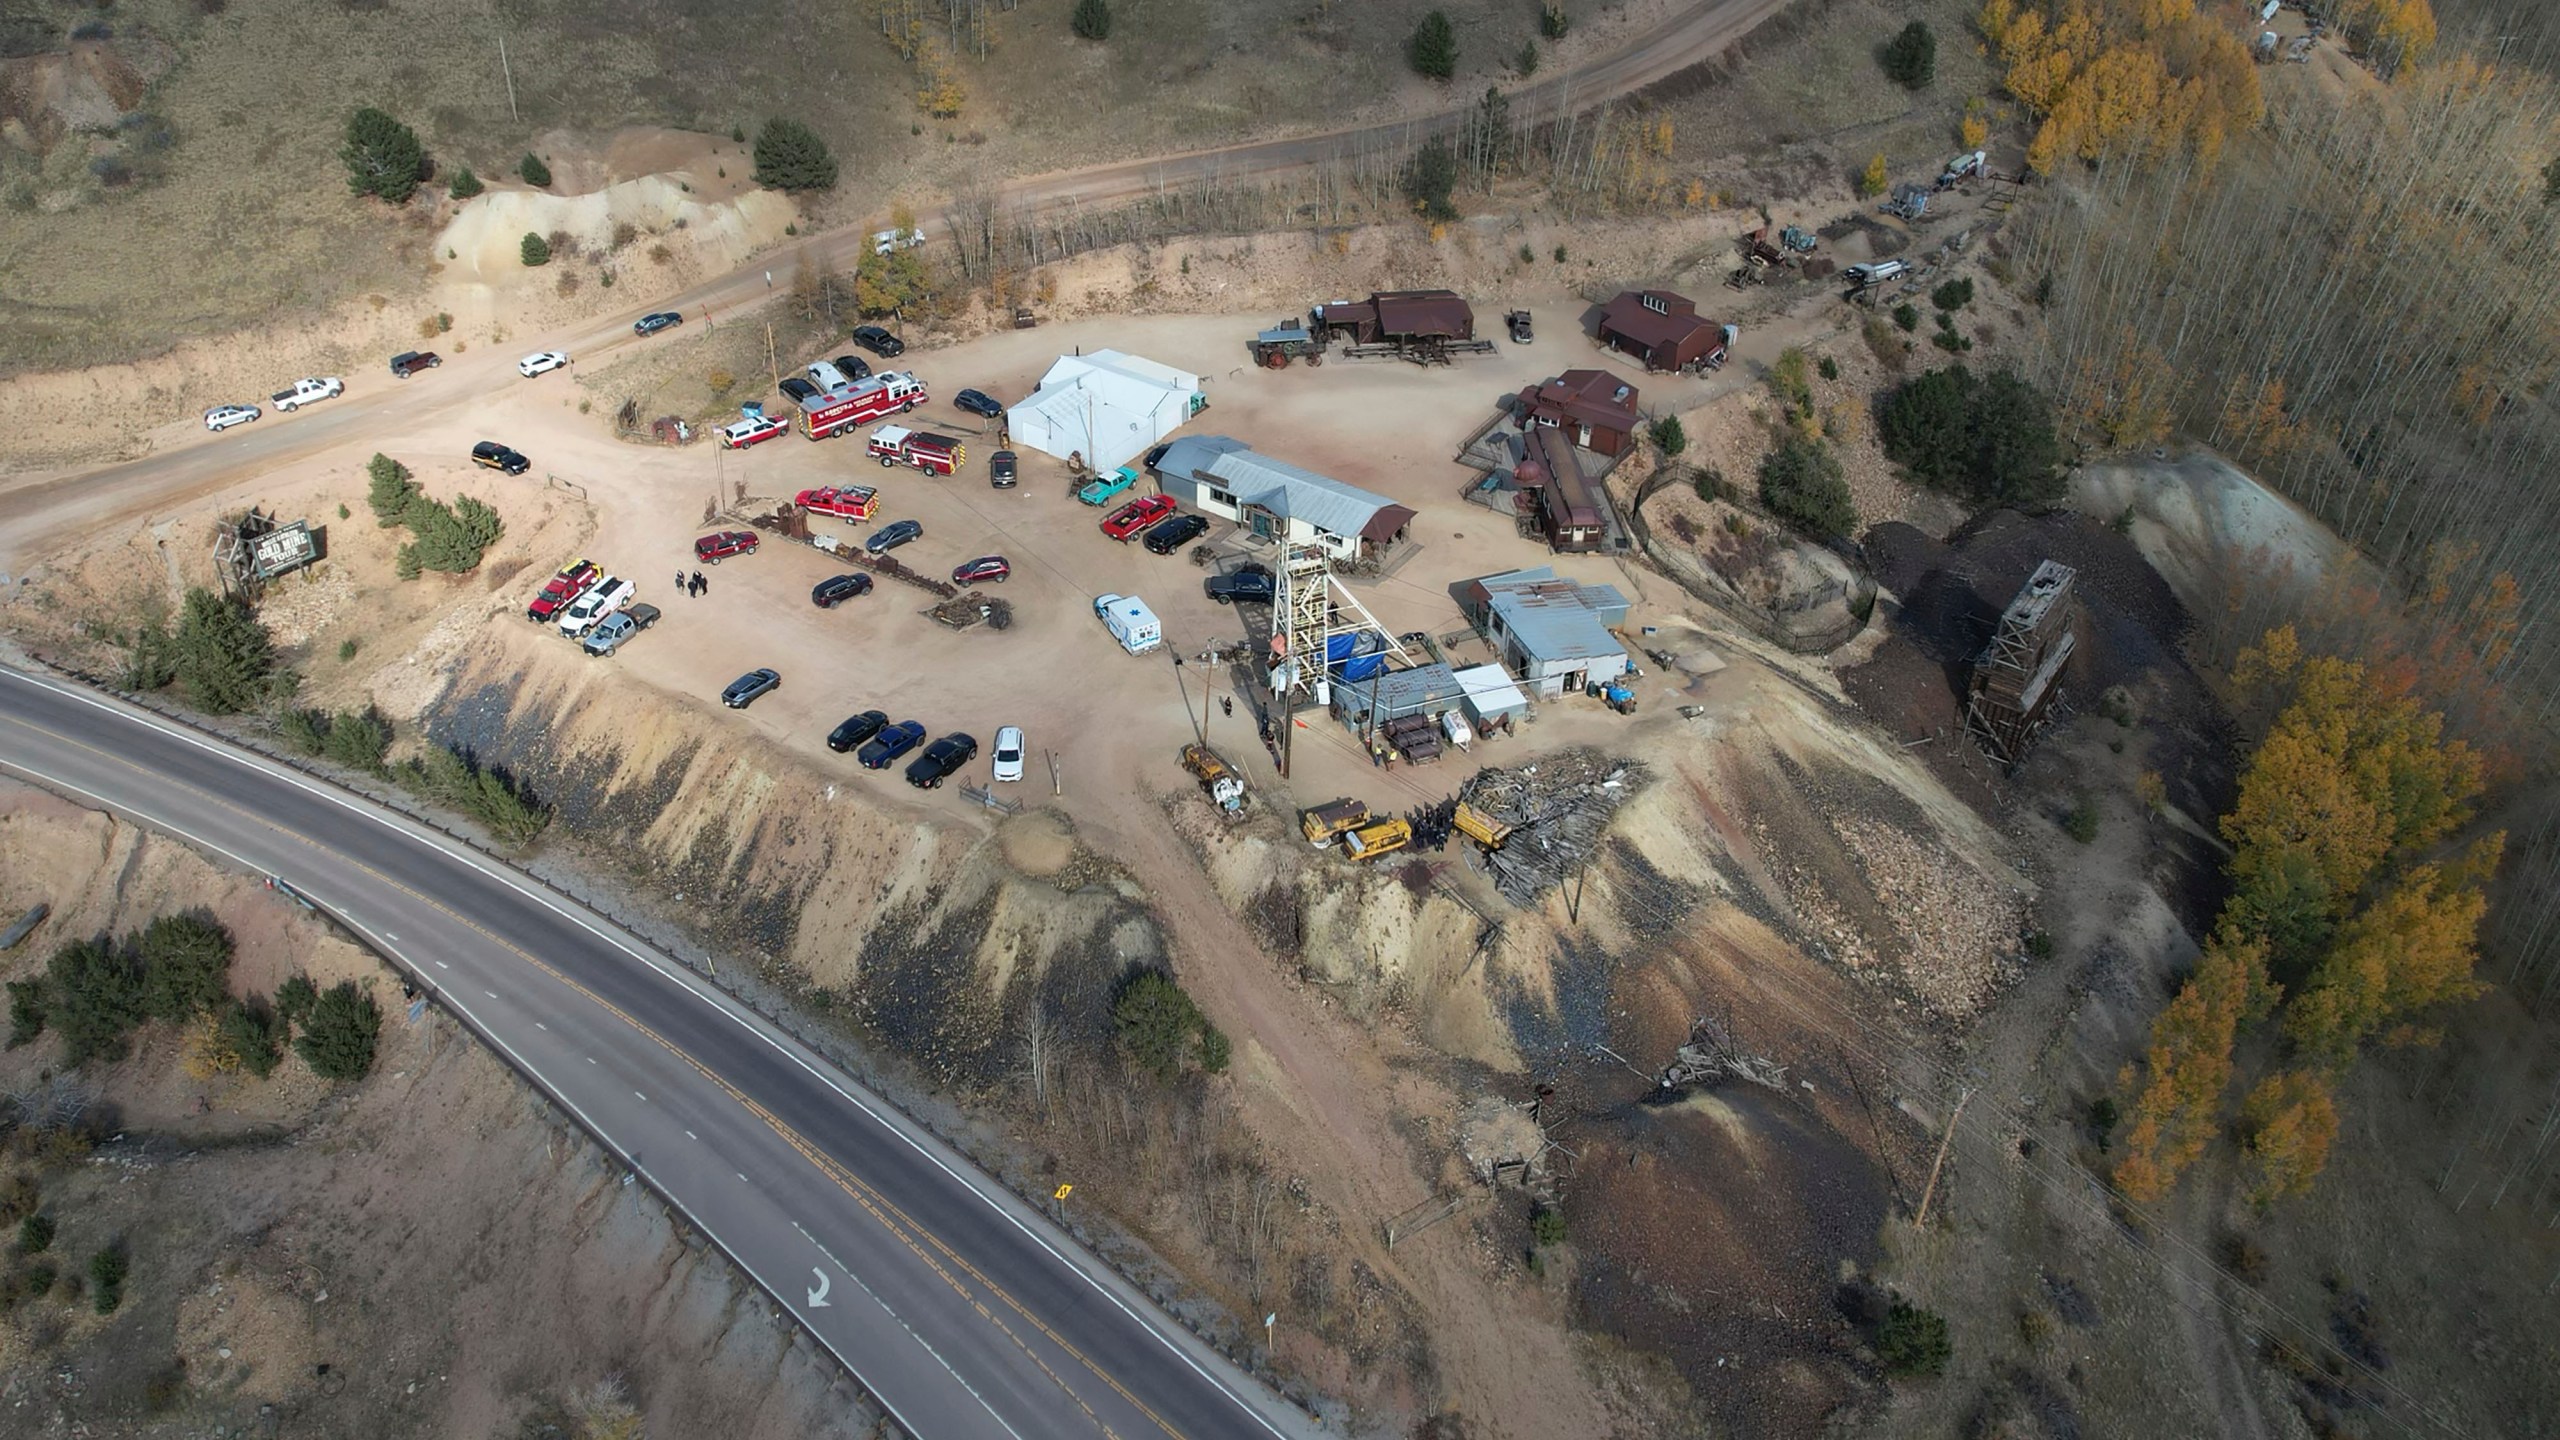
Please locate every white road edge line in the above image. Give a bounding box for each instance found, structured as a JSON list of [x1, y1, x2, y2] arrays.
[[4, 667, 1296, 1438]]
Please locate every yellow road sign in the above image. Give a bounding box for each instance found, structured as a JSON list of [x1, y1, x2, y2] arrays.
[[1053, 1184, 1074, 1201]]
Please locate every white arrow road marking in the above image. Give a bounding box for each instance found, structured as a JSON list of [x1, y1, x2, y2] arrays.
[[808, 1267, 833, 1308]]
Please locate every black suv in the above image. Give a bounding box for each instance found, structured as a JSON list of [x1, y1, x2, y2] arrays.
[[827, 710, 890, 753], [721, 669, 781, 708], [779, 376, 820, 404], [1142, 514, 1210, 555], [470, 440, 530, 475], [634, 312, 683, 336], [830, 354, 874, 383], [904, 732, 977, 788], [812, 574, 874, 608], [851, 325, 905, 358], [1205, 567, 1275, 605], [389, 350, 442, 378]]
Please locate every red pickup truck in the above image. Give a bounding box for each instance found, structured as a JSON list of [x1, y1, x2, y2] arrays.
[[526, 558, 599, 621]]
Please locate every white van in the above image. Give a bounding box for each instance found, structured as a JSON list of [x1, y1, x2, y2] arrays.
[[1093, 594, 1163, 655]]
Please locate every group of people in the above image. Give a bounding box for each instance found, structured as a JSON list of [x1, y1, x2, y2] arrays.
[[675, 569, 709, 598]]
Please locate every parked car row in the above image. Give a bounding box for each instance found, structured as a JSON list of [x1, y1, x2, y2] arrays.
[[203, 375, 345, 431], [523, 558, 662, 656], [741, 690, 1011, 790]]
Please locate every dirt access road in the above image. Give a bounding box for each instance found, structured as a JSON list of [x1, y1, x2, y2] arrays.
[[0, 0, 1790, 574]]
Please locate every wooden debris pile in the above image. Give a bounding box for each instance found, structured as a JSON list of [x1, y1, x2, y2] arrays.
[[1655, 1015, 1788, 1094], [928, 591, 1012, 630], [1458, 748, 1642, 907]]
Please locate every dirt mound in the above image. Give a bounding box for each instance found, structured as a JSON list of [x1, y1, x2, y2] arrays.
[[0, 36, 163, 151], [997, 807, 1074, 877], [1847, 509, 2214, 799], [435, 173, 794, 285], [1571, 1088, 1889, 1437]]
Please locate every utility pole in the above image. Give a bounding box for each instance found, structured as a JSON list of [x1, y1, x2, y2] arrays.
[[1170, 650, 1203, 747], [1914, 1087, 1973, 1227], [498, 35, 519, 125], [767, 321, 781, 394]]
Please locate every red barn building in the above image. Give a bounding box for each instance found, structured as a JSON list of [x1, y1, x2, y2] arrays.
[[1516, 369, 1641, 457], [1597, 290, 1729, 373]]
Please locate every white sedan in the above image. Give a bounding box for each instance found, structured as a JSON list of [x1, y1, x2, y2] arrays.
[[991, 726, 1026, 783], [203, 404, 260, 432], [517, 350, 571, 378]]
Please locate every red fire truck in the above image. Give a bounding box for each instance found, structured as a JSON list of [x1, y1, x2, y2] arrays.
[[796, 371, 927, 441], [794, 484, 880, 521], [866, 425, 966, 476]]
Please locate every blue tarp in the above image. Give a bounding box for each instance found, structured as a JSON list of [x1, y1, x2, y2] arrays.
[[1328, 631, 1387, 682]]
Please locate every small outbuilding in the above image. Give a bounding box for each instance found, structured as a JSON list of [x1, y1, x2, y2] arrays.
[[1462, 566, 1631, 699], [1453, 664, 1530, 730], [1007, 350, 1205, 474], [1151, 435, 1416, 564], [1597, 290, 1730, 373], [1517, 368, 1641, 456]]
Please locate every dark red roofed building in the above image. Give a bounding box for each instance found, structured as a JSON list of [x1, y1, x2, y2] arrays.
[[1311, 290, 1476, 345], [1597, 290, 1729, 373], [1516, 368, 1641, 457], [1527, 425, 1607, 552]]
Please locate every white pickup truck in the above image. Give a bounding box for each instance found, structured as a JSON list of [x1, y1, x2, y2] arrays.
[[271, 376, 344, 412]]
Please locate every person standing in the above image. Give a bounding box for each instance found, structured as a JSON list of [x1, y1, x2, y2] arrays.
[[692, 570, 707, 596], [676, 568, 688, 595]]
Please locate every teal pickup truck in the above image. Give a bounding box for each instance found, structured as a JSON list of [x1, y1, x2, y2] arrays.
[[1076, 465, 1140, 506]]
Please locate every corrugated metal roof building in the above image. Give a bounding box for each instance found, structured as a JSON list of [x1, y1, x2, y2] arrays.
[[1151, 435, 1416, 562], [1460, 566, 1630, 698]]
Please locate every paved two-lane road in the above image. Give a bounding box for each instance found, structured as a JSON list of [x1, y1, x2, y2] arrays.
[[0, 665, 1316, 1440]]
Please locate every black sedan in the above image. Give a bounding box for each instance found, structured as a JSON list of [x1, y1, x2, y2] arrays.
[[1142, 513, 1210, 555], [1205, 567, 1275, 605], [812, 573, 874, 608], [954, 388, 1004, 419], [827, 710, 890, 753], [470, 440, 531, 475], [865, 519, 923, 554], [721, 668, 781, 709], [904, 732, 978, 788], [851, 325, 905, 358], [830, 354, 874, 383], [857, 720, 927, 769], [634, 312, 684, 336], [989, 450, 1017, 489]]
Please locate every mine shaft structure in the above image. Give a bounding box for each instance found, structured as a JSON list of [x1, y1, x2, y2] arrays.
[[1271, 539, 1411, 778], [1965, 559, 2079, 766]]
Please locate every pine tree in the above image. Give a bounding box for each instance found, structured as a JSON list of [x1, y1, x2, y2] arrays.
[[753, 119, 838, 193], [518, 152, 551, 187], [447, 167, 483, 200], [366, 453, 418, 526], [519, 231, 551, 267], [1071, 0, 1113, 41], [1409, 11, 1458, 81], [171, 587, 280, 715], [340, 107, 424, 203], [1882, 21, 1937, 89]]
